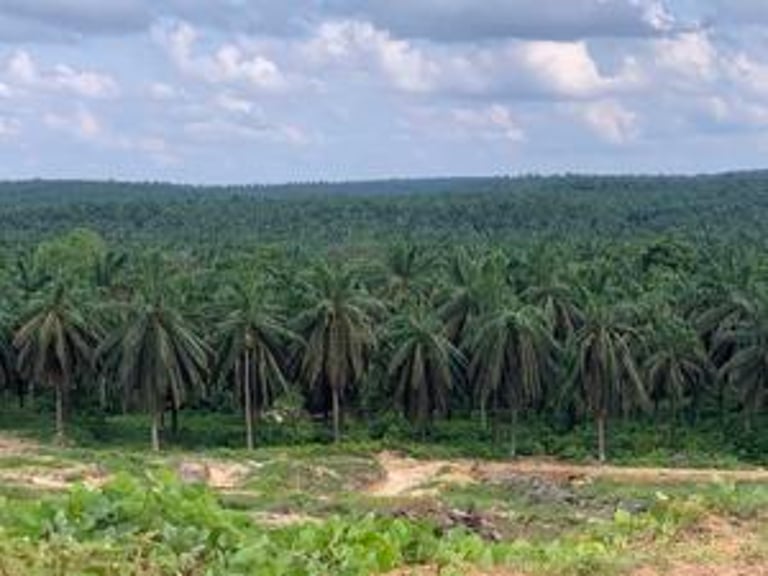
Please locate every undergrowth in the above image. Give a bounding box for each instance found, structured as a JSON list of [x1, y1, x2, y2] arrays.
[[0, 472, 764, 575]]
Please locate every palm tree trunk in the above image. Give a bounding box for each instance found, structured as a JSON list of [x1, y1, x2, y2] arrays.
[[332, 387, 341, 443], [17, 379, 24, 409], [669, 398, 678, 448], [597, 411, 607, 464], [510, 407, 518, 458], [480, 400, 487, 431], [244, 350, 254, 450], [151, 410, 161, 452], [54, 382, 65, 443], [98, 375, 108, 411], [744, 409, 753, 434], [171, 406, 179, 436]]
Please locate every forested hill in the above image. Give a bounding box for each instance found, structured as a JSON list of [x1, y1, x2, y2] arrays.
[[2, 172, 768, 246]]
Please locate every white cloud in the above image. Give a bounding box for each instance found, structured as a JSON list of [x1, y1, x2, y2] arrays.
[[44, 106, 102, 139], [574, 100, 638, 144], [729, 53, 768, 97], [148, 82, 180, 100], [305, 20, 438, 92], [403, 103, 526, 144], [305, 20, 638, 99], [0, 116, 20, 137], [699, 95, 768, 128], [154, 22, 286, 90], [6, 50, 118, 98], [450, 104, 525, 142], [183, 118, 308, 145], [654, 32, 718, 84], [519, 41, 637, 98], [215, 92, 255, 114]]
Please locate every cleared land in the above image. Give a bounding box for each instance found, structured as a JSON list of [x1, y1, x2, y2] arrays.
[[0, 433, 766, 575]]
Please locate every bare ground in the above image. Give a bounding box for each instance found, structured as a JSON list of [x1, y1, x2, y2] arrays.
[[368, 451, 768, 498]]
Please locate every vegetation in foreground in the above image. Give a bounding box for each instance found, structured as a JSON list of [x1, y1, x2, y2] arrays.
[[0, 437, 766, 576]]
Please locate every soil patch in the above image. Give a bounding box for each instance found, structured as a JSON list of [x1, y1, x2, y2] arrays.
[[370, 452, 768, 499]]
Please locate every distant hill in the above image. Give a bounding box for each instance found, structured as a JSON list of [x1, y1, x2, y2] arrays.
[[1, 172, 767, 247]]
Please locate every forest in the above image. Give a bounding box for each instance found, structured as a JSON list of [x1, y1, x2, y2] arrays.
[[1, 174, 768, 575]]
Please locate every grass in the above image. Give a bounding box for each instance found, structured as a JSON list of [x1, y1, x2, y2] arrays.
[[1, 404, 767, 574], [2, 404, 766, 468], [0, 436, 765, 575]]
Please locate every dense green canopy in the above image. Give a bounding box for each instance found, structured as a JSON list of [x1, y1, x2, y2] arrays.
[[1, 174, 767, 458]]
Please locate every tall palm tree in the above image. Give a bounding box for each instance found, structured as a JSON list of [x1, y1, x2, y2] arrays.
[[296, 264, 380, 442], [567, 302, 648, 463], [644, 316, 712, 426], [468, 304, 557, 455], [716, 296, 768, 433], [387, 310, 465, 436], [214, 281, 301, 450], [439, 249, 507, 343], [378, 242, 433, 306], [0, 324, 16, 400], [13, 285, 97, 441], [99, 273, 209, 451], [524, 281, 584, 343]]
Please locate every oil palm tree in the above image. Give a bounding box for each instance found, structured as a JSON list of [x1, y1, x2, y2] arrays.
[[439, 249, 507, 343], [566, 301, 648, 463], [524, 281, 584, 343], [296, 263, 381, 442], [467, 303, 557, 456], [716, 295, 768, 433], [13, 285, 97, 441], [644, 315, 712, 426], [0, 323, 17, 401], [214, 281, 301, 450], [99, 263, 209, 451], [387, 309, 465, 436], [378, 242, 433, 306]]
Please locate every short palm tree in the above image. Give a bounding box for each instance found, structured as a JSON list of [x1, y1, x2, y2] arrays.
[[214, 281, 301, 450], [13, 285, 97, 441], [567, 302, 648, 463], [99, 281, 209, 451], [387, 310, 465, 436], [468, 303, 557, 455], [296, 263, 381, 442]]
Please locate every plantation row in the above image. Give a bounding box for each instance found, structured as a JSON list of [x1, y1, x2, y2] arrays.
[[0, 228, 767, 460]]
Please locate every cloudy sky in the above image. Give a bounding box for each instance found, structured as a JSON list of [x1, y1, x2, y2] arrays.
[[0, 1, 766, 183]]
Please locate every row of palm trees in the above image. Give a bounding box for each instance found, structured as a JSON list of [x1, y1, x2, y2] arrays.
[[0, 246, 766, 461]]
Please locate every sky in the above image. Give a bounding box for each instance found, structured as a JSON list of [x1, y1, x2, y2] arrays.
[[0, 1, 767, 183]]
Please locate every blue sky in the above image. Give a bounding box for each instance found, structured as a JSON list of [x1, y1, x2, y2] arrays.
[[0, 1, 766, 183]]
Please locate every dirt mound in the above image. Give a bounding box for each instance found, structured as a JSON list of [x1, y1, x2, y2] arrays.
[[177, 459, 252, 489]]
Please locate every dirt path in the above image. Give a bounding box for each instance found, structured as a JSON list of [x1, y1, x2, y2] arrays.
[[367, 453, 475, 497], [369, 452, 768, 497]]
